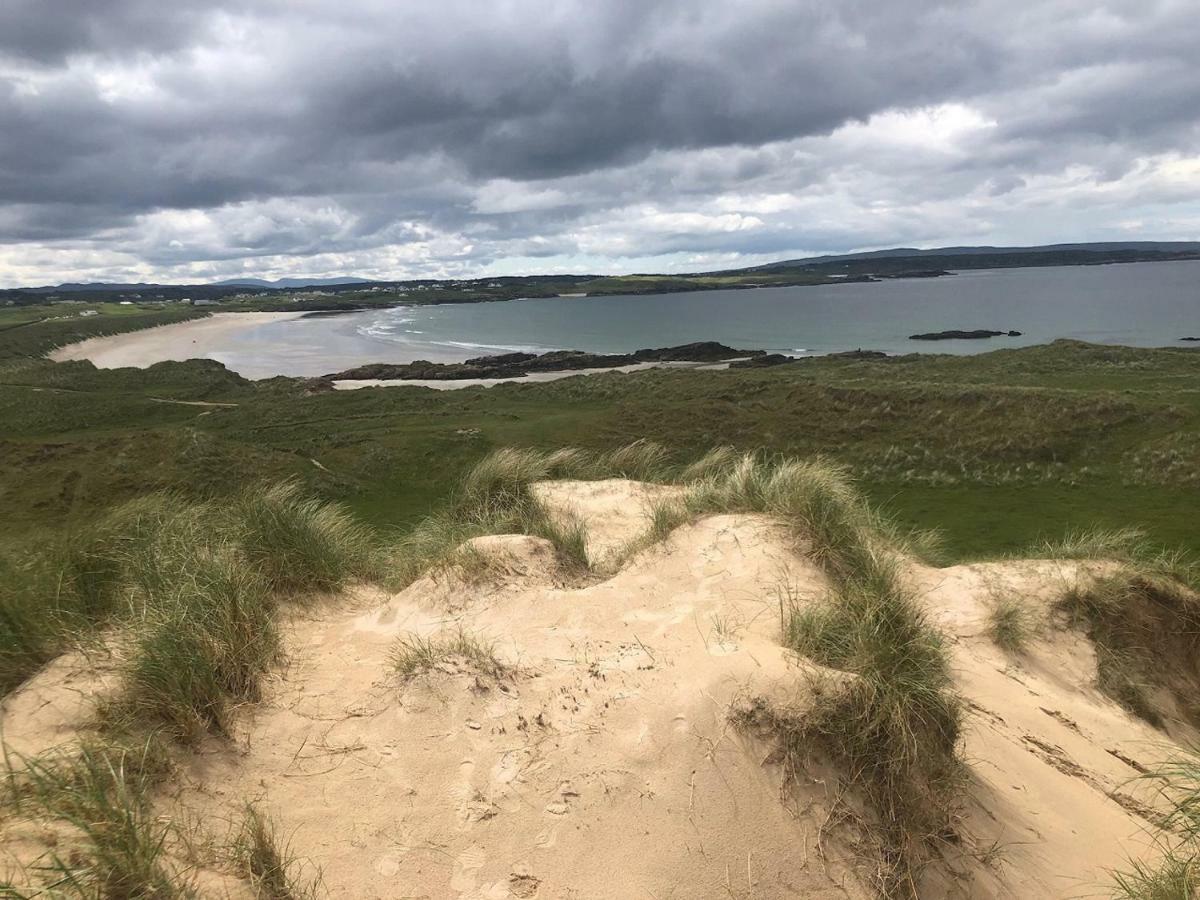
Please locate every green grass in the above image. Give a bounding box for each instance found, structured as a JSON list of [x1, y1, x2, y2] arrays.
[[4, 341, 1200, 568], [104, 551, 280, 742], [230, 481, 378, 594], [1, 484, 374, 744]]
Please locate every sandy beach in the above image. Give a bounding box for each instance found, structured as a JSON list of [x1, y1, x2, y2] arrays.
[[47, 312, 741, 387], [48, 312, 307, 371]]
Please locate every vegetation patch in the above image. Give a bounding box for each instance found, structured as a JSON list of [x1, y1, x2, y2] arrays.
[[0, 736, 188, 899], [1039, 527, 1200, 730], [388, 444, 684, 584], [664, 452, 964, 897], [231, 805, 321, 900], [1110, 752, 1200, 899], [390, 629, 510, 680], [1, 484, 374, 743], [985, 593, 1037, 654]]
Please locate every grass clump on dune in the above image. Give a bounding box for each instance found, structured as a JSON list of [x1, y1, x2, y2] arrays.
[[1038, 527, 1200, 731], [390, 628, 510, 680], [684, 453, 961, 896], [230, 482, 377, 595], [1, 483, 374, 745], [986, 593, 1036, 654], [231, 805, 320, 900], [105, 552, 280, 742], [1, 736, 188, 899], [389, 444, 671, 584], [1110, 752, 1200, 899], [0, 552, 80, 695]]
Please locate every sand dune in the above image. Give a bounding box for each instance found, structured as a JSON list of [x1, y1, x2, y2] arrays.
[[1, 479, 1188, 898]]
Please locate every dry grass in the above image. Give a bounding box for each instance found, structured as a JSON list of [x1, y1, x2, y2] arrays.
[[0, 736, 188, 899], [1021, 525, 1200, 730], [986, 593, 1037, 654], [669, 452, 965, 897], [390, 628, 511, 680], [231, 805, 321, 900]]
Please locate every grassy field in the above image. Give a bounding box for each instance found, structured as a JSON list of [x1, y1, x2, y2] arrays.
[[1, 305, 1199, 562]]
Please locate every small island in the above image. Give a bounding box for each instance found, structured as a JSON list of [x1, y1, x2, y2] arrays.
[[909, 329, 1023, 341]]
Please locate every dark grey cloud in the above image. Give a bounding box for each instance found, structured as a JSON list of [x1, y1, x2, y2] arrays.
[[0, 0, 1198, 284]]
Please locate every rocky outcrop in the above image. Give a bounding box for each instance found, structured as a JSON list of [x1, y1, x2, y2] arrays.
[[326, 342, 765, 380], [909, 329, 1022, 341], [728, 353, 795, 369]]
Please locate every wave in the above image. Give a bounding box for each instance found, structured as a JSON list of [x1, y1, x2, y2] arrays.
[[434, 339, 561, 354]]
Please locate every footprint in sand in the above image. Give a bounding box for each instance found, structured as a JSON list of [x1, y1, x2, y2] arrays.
[[374, 855, 402, 877], [450, 843, 487, 892]]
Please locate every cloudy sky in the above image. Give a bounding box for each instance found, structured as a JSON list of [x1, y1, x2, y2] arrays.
[[1, 0, 1198, 286]]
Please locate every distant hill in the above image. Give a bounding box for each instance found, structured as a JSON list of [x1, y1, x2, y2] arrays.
[[26, 282, 168, 294], [755, 241, 1200, 270], [24, 276, 374, 293], [212, 277, 374, 289]]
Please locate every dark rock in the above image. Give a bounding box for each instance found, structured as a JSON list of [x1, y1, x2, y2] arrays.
[[909, 329, 1022, 341], [325, 342, 765, 380], [826, 349, 890, 360], [728, 353, 796, 369], [1181, 337, 1200, 342], [300, 377, 336, 395]]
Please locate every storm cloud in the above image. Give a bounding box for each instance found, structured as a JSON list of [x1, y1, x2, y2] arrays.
[[1, 0, 1197, 285]]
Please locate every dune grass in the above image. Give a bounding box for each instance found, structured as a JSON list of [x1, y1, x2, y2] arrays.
[[650, 451, 964, 896], [1110, 752, 1200, 899], [1, 483, 374, 747], [390, 628, 510, 680], [986, 593, 1036, 654], [0, 736, 188, 899], [1036, 527, 1200, 730], [0, 552, 79, 696], [231, 805, 320, 900], [229, 482, 377, 595], [387, 444, 681, 585]]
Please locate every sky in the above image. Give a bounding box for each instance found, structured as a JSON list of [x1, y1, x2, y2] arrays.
[[1, 0, 1198, 287]]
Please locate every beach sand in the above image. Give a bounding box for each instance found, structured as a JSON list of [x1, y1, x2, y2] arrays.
[[48, 312, 306, 371]]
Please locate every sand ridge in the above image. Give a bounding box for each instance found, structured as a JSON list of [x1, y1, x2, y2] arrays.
[[1, 479, 1189, 898]]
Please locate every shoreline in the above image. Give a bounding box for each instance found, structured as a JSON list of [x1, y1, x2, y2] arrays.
[[47, 312, 307, 370]]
